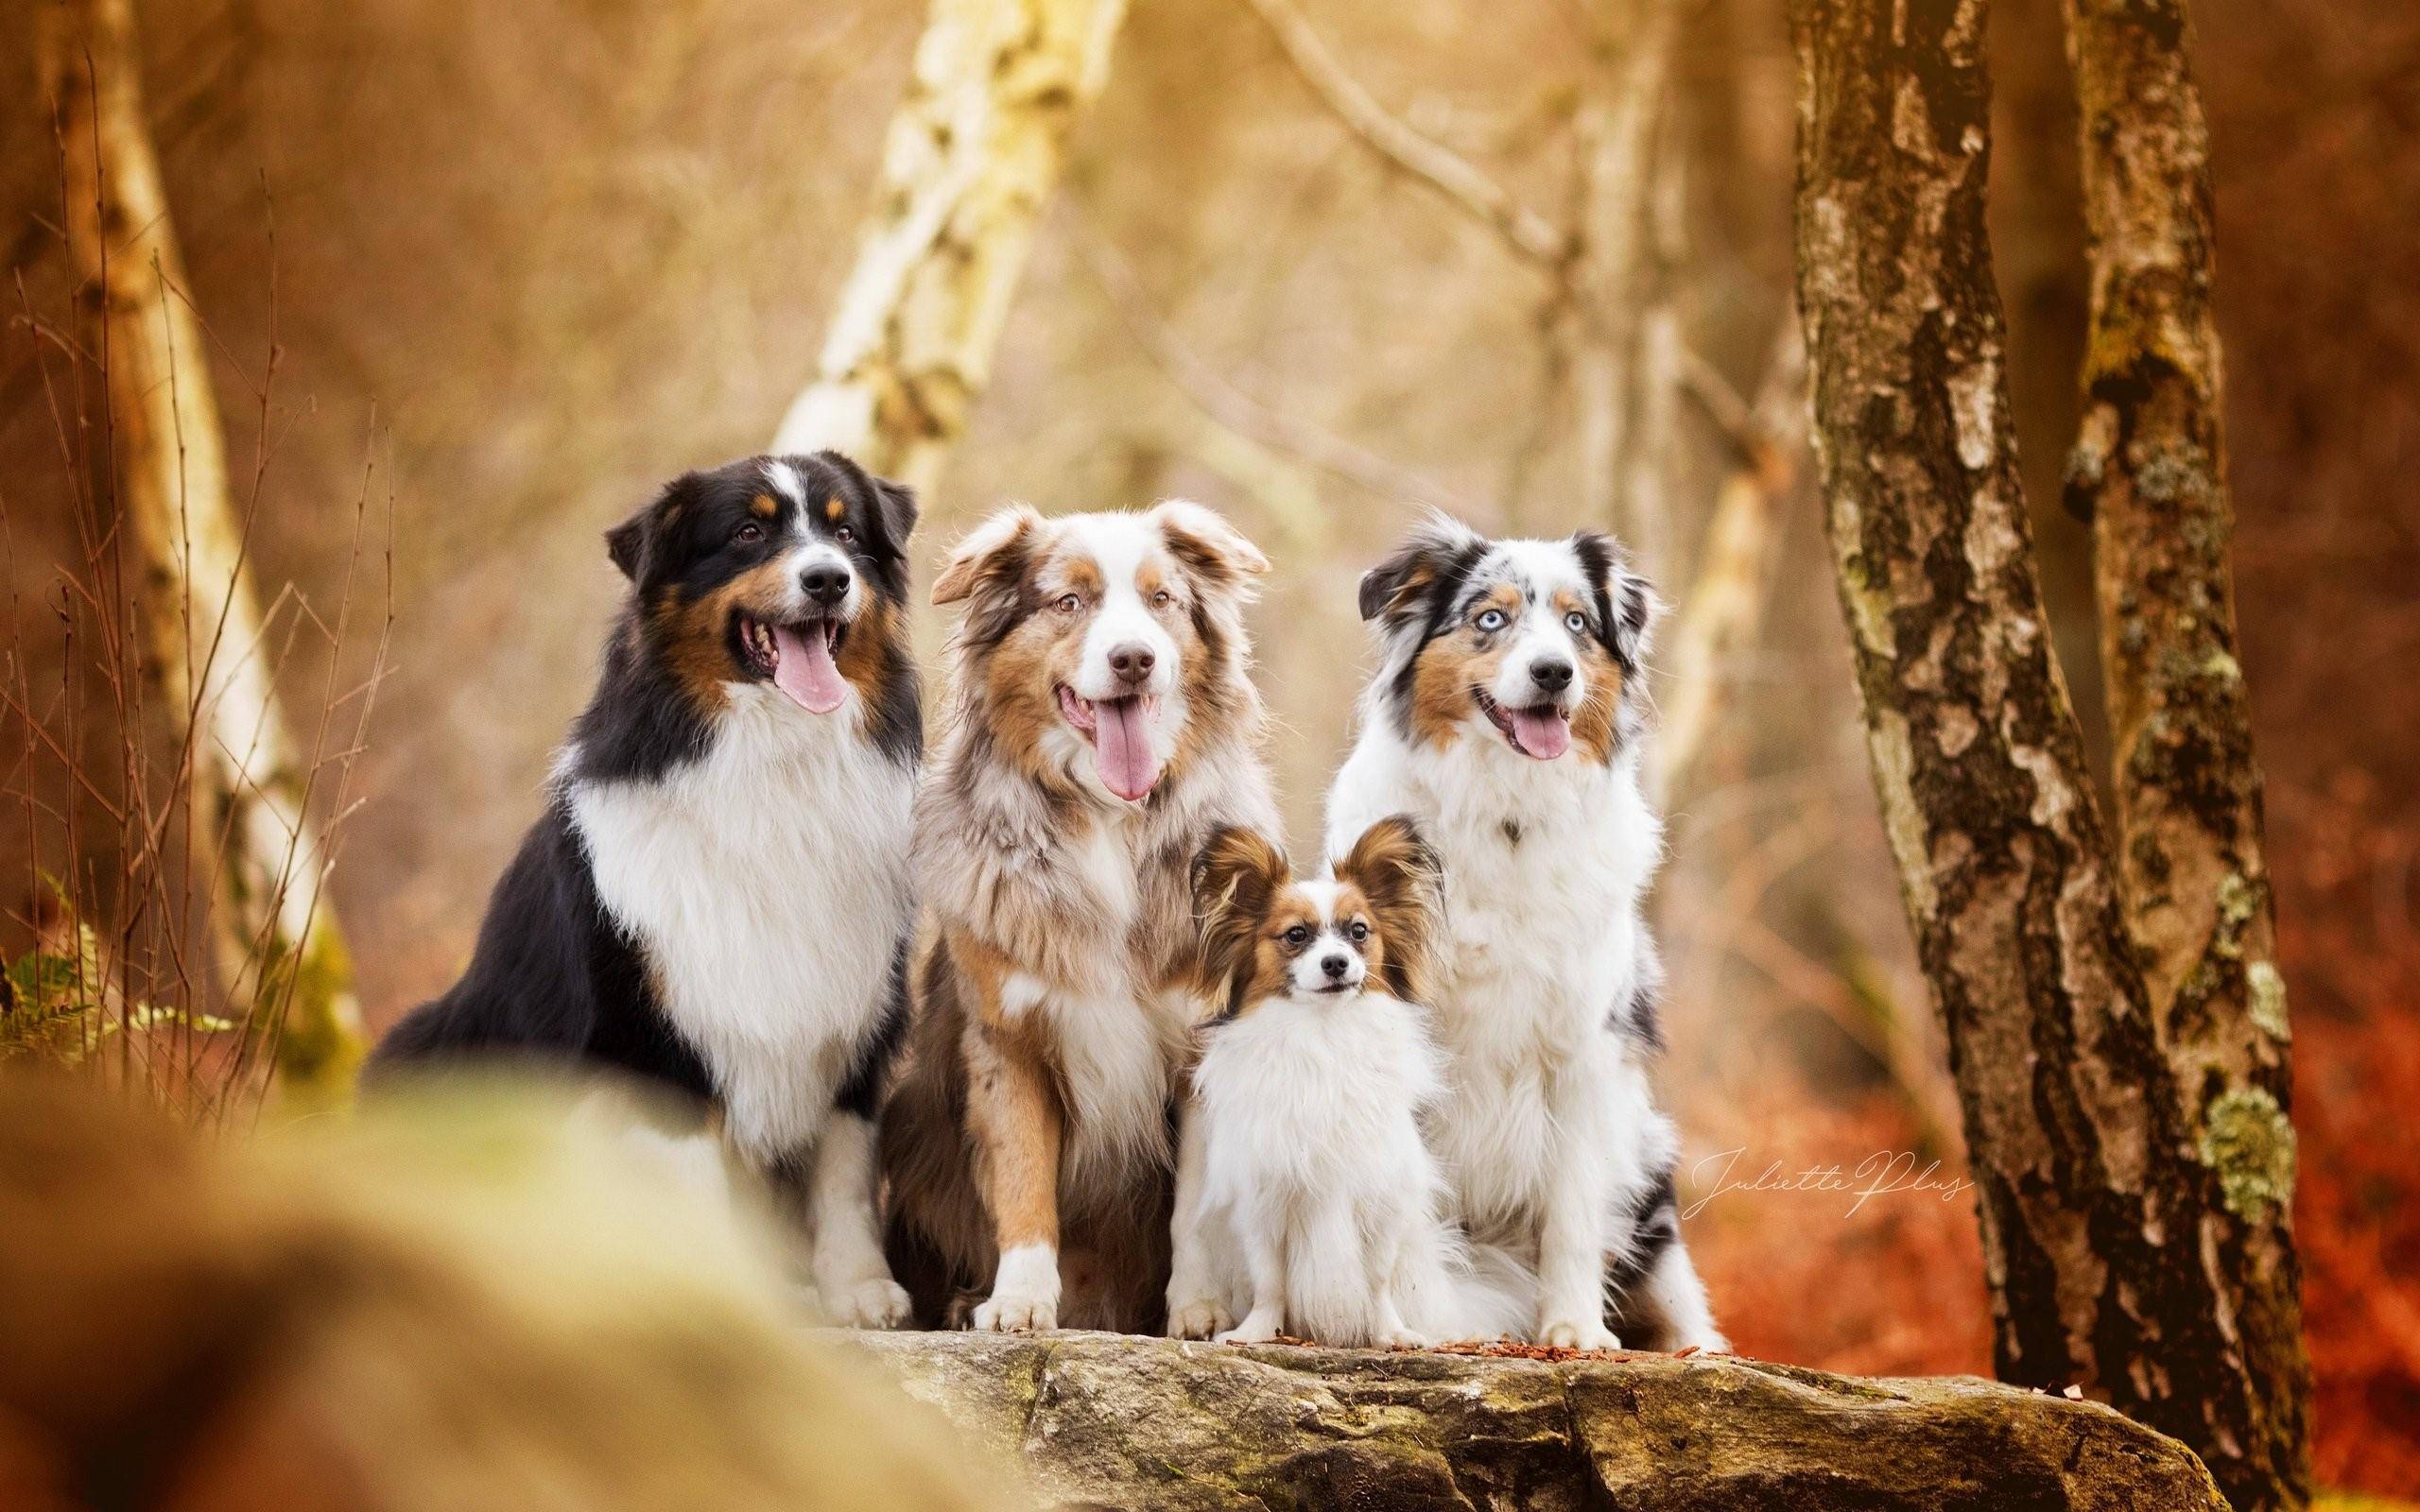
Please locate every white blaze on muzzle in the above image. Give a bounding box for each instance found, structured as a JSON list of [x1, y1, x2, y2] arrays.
[[1058, 515, 1183, 803], [1286, 883, 1369, 996]]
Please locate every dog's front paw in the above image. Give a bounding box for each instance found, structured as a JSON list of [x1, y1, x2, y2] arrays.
[[1376, 1325, 1430, 1349], [1215, 1309, 1282, 1345], [971, 1291, 1057, 1332], [1167, 1296, 1234, 1340], [821, 1275, 913, 1330], [1538, 1317, 1622, 1351]]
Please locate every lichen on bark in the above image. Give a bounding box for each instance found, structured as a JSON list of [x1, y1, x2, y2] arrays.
[[1791, 0, 2307, 1503], [2199, 1087, 2296, 1223], [2065, 0, 2312, 1499]]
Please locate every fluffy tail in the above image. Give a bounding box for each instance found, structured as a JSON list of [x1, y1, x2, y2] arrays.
[[1400, 1230, 1535, 1343]]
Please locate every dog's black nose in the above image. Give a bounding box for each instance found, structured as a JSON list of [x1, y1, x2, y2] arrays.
[[801, 563, 851, 608], [1530, 657, 1574, 693], [1321, 953, 1352, 980], [1108, 643, 1156, 686]]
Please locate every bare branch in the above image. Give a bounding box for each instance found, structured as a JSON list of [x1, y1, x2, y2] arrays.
[[1069, 211, 1467, 511], [1239, 0, 1568, 269]]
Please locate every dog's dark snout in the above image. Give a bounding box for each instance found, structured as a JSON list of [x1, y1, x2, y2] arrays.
[[801, 563, 851, 608], [1530, 657, 1574, 694], [1321, 952, 1352, 980], [1108, 643, 1156, 685]]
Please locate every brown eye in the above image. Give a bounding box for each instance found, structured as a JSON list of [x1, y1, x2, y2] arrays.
[[1348, 920, 1371, 943], [835, 526, 856, 544], [1282, 924, 1312, 948], [734, 523, 765, 544], [1056, 593, 1081, 613], [1152, 590, 1172, 608]]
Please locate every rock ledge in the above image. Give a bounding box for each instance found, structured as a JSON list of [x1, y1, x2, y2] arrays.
[[835, 1329, 2226, 1511]]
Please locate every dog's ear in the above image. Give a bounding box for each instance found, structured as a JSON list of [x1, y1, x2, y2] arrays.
[[1191, 827, 1290, 1009], [1358, 515, 1483, 627], [1337, 815, 1443, 1005], [1150, 500, 1270, 594], [606, 472, 703, 585], [1570, 530, 1660, 671], [873, 476, 918, 548], [931, 505, 1046, 643]]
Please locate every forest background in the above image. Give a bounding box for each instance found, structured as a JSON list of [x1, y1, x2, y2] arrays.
[[1, 0, 2411, 1494]]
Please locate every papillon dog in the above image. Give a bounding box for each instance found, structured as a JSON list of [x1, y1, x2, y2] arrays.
[[1167, 817, 1522, 1347]]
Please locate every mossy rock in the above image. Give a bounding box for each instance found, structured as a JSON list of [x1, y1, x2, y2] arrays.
[[833, 1331, 2229, 1511]]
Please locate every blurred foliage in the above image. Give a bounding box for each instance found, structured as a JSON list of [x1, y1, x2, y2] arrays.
[[0, 878, 234, 1068]]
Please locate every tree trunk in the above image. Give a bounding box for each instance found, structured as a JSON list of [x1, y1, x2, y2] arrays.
[[2065, 0, 2311, 1502], [1569, 0, 1683, 565], [1790, 0, 2290, 1498], [43, 0, 365, 1108], [1652, 329, 1806, 807], [770, 0, 1131, 488]]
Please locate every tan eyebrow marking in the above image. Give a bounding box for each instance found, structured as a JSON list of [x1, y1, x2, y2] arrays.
[[749, 493, 778, 519], [824, 495, 846, 523]]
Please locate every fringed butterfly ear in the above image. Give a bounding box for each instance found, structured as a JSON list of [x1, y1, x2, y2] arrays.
[[1569, 529, 1661, 674], [930, 505, 1046, 644], [1190, 827, 1291, 1020], [605, 471, 706, 586], [1357, 514, 1485, 631], [1336, 815, 1444, 1006]]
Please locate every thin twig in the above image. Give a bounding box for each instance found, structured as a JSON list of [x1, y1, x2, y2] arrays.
[[1239, 0, 1569, 269]]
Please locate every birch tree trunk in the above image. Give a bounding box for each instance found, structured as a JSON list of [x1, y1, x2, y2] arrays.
[[770, 0, 1131, 488], [2066, 0, 2310, 1501], [43, 0, 365, 1107], [1568, 0, 1683, 565], [1791, 0, 2293, 1500]]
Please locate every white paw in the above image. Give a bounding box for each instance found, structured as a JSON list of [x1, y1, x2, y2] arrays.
[[1167, 1296, 1234, 1340], [820, 1275, 913, 1330], [1539, 1318, 1622, 1351], [1376, 1326, 1430, 1349], [971, 1290, 1057, 1332], [1215, 1311, 1282, 1345]]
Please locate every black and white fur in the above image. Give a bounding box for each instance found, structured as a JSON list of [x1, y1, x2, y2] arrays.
[[1324, 517, 1725, 1352], [371, 452, 923, 1329]]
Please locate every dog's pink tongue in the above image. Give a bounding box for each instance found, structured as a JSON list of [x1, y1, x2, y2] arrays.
[[771, 624, 848, 714], [1509, 708, 1572, 761], [1093, 697, 1160, 801]]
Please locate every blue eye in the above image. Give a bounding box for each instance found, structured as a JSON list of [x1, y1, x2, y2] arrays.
[[1477, 609, 1507, 632], [1564, 610, 1587, 633]]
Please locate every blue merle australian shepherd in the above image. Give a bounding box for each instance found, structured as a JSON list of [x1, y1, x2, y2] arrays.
[[372, 452, 921, 1327]]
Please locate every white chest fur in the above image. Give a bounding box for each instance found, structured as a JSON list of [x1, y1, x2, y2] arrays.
[[566, 686, 914, 1166], [1327, 727, 1668, 1224]]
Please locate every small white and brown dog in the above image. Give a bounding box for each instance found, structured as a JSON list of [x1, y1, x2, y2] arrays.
[[1167, 818, 1525, 1348]]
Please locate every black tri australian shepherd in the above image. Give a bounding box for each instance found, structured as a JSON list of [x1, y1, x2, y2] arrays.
[[371, 452, 922, 1328]]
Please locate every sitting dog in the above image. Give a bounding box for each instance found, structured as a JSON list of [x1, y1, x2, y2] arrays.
[[1324, 517, 1725, 1352], [1167, 817, 1522, 1348], [880, 501, 1277, 1333], [371, 451, 922, 1328]]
